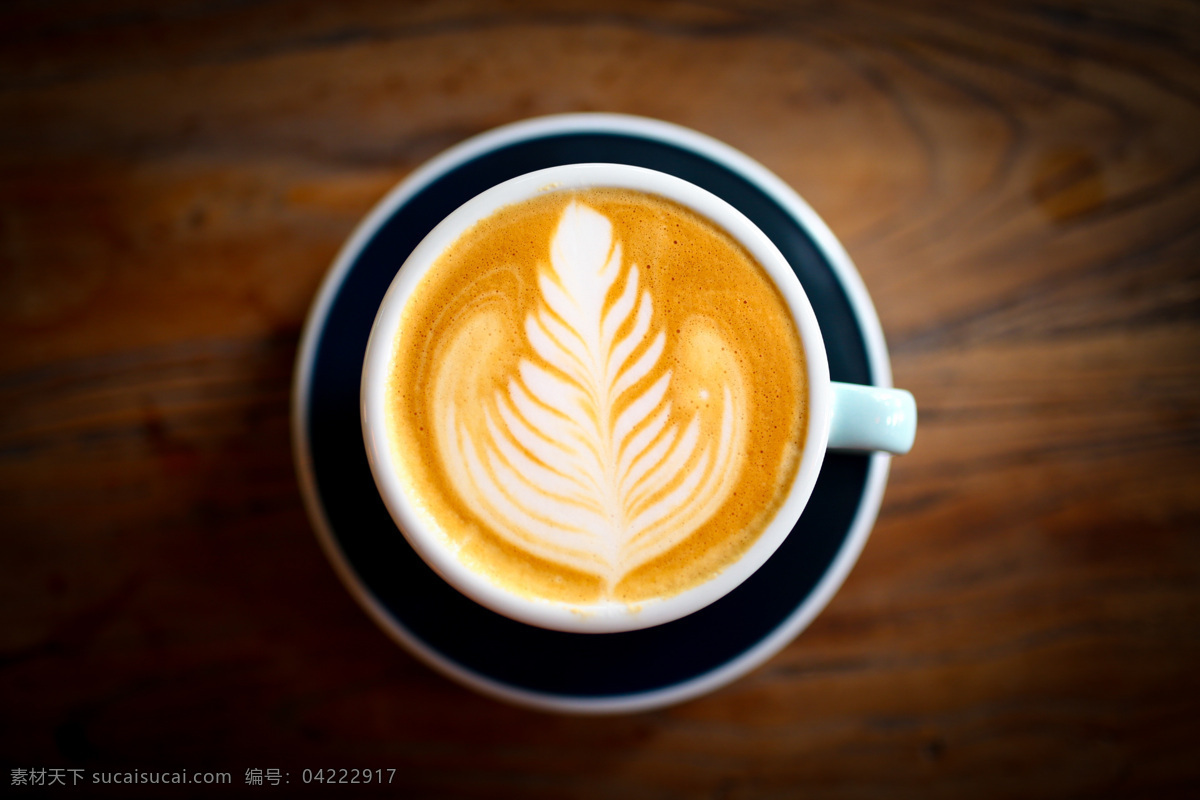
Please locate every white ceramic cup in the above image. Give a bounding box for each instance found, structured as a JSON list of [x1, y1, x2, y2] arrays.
[[362, 163, 915, 634]]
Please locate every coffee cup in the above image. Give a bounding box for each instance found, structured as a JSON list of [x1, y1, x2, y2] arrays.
[[361, 163, 915, 634]]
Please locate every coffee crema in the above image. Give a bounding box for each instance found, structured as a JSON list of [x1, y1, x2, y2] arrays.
[[385, 188, 806, 604]]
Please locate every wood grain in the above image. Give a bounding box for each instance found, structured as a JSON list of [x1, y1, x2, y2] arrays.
[[3, 1, 1199, 797]]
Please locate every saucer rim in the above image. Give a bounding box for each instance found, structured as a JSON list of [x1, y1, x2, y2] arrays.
[[292, 112, 893, 714]]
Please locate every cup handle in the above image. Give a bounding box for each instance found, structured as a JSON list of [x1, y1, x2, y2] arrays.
[[827, 383, 917, 455]]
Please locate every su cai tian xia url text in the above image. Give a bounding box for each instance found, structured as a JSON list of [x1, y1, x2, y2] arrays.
[[10, 768, 399, 786]]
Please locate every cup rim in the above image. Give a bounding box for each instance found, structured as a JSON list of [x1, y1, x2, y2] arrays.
[[361, 162, 833, 633]]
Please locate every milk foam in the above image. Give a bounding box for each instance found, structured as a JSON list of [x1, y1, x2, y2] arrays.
[[431, 202, 747, 591], [387, 188, 806, 604]]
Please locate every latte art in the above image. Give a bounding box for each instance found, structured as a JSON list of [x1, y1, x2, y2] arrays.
[[433, 202, 747, 591], [386, 188, 806, 604]]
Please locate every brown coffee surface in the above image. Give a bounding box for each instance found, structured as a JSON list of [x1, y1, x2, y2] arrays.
[[386, 188, 806, 604]]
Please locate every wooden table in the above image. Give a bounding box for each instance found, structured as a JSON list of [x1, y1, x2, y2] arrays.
[[3, 2, 1198, 796]]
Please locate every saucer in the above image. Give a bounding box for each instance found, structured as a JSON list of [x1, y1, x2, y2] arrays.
[[292, 114, 894, 713]]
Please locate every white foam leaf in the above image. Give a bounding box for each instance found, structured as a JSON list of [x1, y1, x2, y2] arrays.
[[434, 201, 746, 593]]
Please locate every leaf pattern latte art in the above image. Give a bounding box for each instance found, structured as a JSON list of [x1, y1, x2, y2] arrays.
[[432, 201, 747, 594]]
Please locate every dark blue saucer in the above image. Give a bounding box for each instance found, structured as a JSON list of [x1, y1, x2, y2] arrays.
[[295, 116, 884, 710]]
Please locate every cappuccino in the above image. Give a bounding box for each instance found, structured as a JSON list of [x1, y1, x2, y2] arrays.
[[385, 188, 806, 605]]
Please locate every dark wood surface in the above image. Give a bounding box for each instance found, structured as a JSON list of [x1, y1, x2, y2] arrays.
[[3, 1, 1199, 797]]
